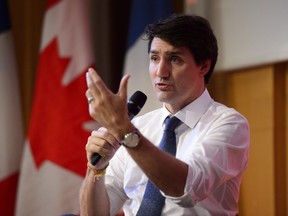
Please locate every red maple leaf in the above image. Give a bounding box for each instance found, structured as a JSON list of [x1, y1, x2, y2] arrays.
[[28, 38, 92, 176], [46, 0, 61, 10], [0, 173, 19, 215]]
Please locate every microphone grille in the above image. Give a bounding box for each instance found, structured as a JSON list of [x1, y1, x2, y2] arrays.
[[128, 91, 147, 117]]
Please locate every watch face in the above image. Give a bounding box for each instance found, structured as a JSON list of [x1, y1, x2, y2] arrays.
[[122, 131, 140, 147]]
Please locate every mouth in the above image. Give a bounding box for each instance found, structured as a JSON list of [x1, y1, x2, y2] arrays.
[[155, 81, 172, 91]]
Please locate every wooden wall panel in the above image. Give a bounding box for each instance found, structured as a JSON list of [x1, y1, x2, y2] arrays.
[[210, 63, 288, 216], [8, 0, 45, 131], [286, 65, 288, 214], [226, 66, 275, 216], [273, 64, 287, 216]]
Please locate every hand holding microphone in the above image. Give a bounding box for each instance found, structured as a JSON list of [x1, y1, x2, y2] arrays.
[[85, 68, 147, 165], [91, 91, 147, 165]]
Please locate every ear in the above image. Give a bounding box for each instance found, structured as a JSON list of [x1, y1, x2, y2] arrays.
[[199, 59, 211, 76]]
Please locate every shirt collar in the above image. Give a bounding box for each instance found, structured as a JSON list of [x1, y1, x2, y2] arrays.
[[161, 89, 213, 129]]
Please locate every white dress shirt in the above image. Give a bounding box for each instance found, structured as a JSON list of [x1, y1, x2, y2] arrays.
[[105, 89, 250, 216]]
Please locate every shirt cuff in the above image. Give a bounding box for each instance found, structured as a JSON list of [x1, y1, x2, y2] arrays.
[[161, 165, 197, 207]]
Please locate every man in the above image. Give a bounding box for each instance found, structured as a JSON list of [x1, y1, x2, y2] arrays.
[[80, 14, 250, 216]]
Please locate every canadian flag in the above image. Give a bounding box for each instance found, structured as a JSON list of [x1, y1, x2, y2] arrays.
[[16, 0, 95, 215], [0, 0, 24, 215]]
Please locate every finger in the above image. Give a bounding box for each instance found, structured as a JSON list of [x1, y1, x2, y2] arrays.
[[85, 137, 106, 161], [86, 135, 117, 159], [118, 74, 130, 99], [88, 68, 110, 96], [92, 128, 120, 149], [86, 73, 101, 102], [87, 72, 103, 97], [87, 135, 105, 150], [91, 127, 106, 136], [85, 89, 95, 104], [85, 89, 93, 98]]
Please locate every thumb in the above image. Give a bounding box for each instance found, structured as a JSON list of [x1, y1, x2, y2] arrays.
[[118, 74, 130, 99]]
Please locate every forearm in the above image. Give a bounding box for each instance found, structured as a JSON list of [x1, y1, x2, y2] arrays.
[[79, 169, 110, 216], [126, 134, 188, 197]]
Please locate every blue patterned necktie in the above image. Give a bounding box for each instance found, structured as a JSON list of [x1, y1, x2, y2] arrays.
[[136, 116, 181, 216]]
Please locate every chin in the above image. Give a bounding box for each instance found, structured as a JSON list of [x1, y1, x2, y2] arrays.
[[156, 92, 173, 103]]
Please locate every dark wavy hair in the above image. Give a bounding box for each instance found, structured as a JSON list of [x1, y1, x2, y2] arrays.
[[144, 14, 218, 84]]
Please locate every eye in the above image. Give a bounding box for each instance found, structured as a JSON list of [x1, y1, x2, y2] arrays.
[[170, 56, 182, 64], [150, 55, 159, 63]]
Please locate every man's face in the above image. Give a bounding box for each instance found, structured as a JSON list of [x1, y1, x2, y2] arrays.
[[149, 37, 208, 113]]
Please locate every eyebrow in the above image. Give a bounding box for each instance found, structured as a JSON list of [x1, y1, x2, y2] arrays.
[[149, 50, 183, 56]]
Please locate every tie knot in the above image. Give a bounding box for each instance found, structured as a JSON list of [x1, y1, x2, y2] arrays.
[[164, 116, 181, 131]]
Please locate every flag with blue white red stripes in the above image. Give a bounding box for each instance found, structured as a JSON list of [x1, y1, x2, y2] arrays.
[[123, 0, 173, 114], [0, 0, 24, 215]]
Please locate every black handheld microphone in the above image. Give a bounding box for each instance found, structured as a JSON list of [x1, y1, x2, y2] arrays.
[[91, 91, 147, 165]]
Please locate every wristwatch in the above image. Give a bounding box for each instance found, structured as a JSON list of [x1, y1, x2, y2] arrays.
[[120, 130, 141, 148]]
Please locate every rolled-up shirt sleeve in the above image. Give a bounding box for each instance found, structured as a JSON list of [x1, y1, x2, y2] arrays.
[[163, 109, 250, 208]]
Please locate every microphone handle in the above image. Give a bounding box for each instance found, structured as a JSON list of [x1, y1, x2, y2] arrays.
[[91, 152, 103, 165]]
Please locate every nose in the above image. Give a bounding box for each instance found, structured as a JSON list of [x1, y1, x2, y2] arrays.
[[156, 60, 170, 78]]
